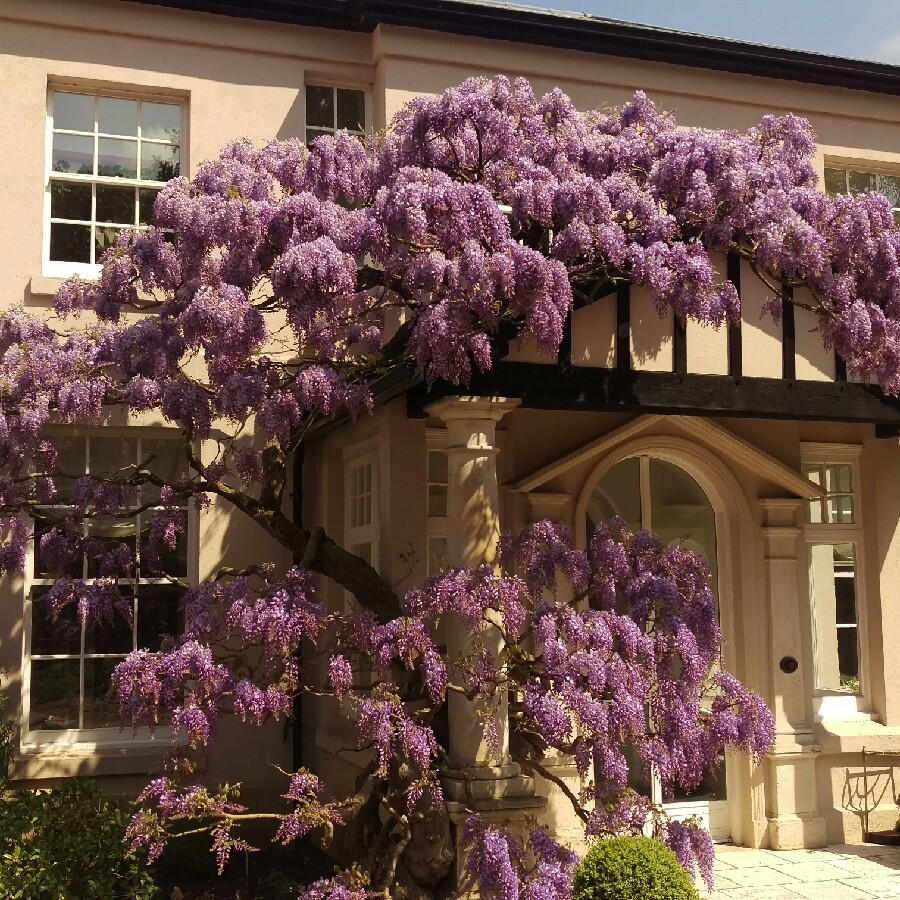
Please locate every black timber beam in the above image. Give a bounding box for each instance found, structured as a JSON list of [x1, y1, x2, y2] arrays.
[[406, 363, 900, 424], [126, 0, 900, 99]]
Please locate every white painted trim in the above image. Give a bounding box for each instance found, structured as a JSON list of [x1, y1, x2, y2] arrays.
[[42, 83, 187, 279], [568, 428, 763, 846], [22, 432, 195, 748], [800, 443, 869, 717], [665, 799, 731, 843], [813, 694, 874, 722], [800, 443, 862, 463]]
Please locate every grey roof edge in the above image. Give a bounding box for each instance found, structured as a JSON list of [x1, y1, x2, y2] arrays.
[[126, 0, 900, 96]]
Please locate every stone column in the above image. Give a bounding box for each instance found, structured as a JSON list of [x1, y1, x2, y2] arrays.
[[426, 396, 544, 810], [759, 498, 827, 849]]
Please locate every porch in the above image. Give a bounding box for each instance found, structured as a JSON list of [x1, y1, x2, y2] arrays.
[[703, 841, 900, 898]]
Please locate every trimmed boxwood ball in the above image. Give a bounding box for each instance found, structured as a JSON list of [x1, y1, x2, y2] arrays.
[[572, 836, 700, 900]]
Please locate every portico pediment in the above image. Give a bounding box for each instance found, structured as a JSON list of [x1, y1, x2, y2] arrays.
[[509, 414, 825, 500]]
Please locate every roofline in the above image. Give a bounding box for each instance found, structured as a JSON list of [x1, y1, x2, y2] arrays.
[[127, 0, 900, 97]]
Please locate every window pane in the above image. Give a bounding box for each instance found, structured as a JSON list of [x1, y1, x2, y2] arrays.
[[835, 573, 857, 624], [95, 226, 124, 258], [351, 542, 372, 565], [837, 629, 860, 686], [53, 436, 87, 501], [82, 657, 124, 729], [136, 584, 183, 651], [825, 464, 851, 493], [138, 188, 159, 225], [139, 516, 188, 578], [52, 133, 93, 175], [427, 536, 447, 577], [428, 450, 448, 484], [85, 516, 138, 578], [142, 102, 181, 141], [823, 168, 846, 197], [53, 92, 93, 133], [84, 517, 137, 551], [141, 144, 180, 182], [649, 458, 718, 588], [141, 437, 187, 503], [50, 180, 92, 221], [96, 184, 136, 224], [337, 89, 365, 131], [98, 97, 137, 137], [306, 85, 334, 128], [801, 463, 822, 486], [827, 495, 854, 525], [810, 543, 858, 692], [428, 484, 447, 518], [306, 129, 326, 147], [34, 512, 83, 579], [880, 175, 900, 208], [83, 589, 133, 654], [97, 137, 137, 178], [50, 223, 91, 263], [806, 498, 824, 524], [90, 436, 137, 478], [31, 588, 81, 656], [30, 659, 80, 730], [848, 170, 878, 195], [587, 457, 641, 537]]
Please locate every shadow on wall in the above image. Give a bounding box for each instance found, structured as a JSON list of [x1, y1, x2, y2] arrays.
[[842, 761, 900, 839]]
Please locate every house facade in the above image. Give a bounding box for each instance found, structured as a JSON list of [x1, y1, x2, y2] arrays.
[[4, 0, 900, 854]]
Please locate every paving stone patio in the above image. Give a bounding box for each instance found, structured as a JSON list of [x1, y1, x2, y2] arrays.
[[700, 842, 900, 898]]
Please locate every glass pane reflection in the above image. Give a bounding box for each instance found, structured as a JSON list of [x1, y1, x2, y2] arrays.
[[30, 659, 80, 730], [54, 92, 94, 132]]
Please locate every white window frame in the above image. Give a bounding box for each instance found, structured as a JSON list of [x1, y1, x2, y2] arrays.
[[343, 447, 379, 580], [824, 162, 900, 224], [43, 84, 186, 280], [21, 429, 196, 748], [426, 429, 448, 577], [304, 82, 370, 145], [801, 442, 871, 721], [341, 445, 379, 691]]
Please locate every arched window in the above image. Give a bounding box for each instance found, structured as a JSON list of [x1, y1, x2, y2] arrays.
[[586, 455, 717, 590], [585, 454, 727, 824]]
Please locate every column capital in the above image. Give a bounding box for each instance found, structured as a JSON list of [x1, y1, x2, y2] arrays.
[[758, 497, 804, 528], [526, 492, 571, 522], [425, 396, 521, 425]]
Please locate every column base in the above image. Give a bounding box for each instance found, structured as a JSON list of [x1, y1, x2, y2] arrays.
[[767, 813, 828, 849], [441, 764, 539, 803], [446, 792, 549, 897], [766, 738, 826, 849]]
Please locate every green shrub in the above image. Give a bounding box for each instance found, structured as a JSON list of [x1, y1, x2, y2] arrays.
[[572, 836, 700, 900], [0, 777, 159, 900], [0, 695, 156, 900]]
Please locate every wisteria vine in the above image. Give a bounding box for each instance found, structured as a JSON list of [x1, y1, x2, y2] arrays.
[[1, 73, 891, 896]]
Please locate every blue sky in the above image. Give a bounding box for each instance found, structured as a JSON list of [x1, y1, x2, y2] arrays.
[[501, 1, 900, 64]]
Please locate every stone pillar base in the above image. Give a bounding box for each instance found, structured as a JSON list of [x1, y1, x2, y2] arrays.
[[441, 765, 538, 803], [767, 813, 828, 850], [766, 740, 826, 849], [447, 793, 550, 896]]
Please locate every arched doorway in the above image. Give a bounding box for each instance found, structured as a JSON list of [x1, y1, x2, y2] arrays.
[[584, 454, 729, 841]]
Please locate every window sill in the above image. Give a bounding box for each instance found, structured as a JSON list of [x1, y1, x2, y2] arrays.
[[813, 693, 871, 722], [12, 733, 176, 781], [815, 718, 900, 754]]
